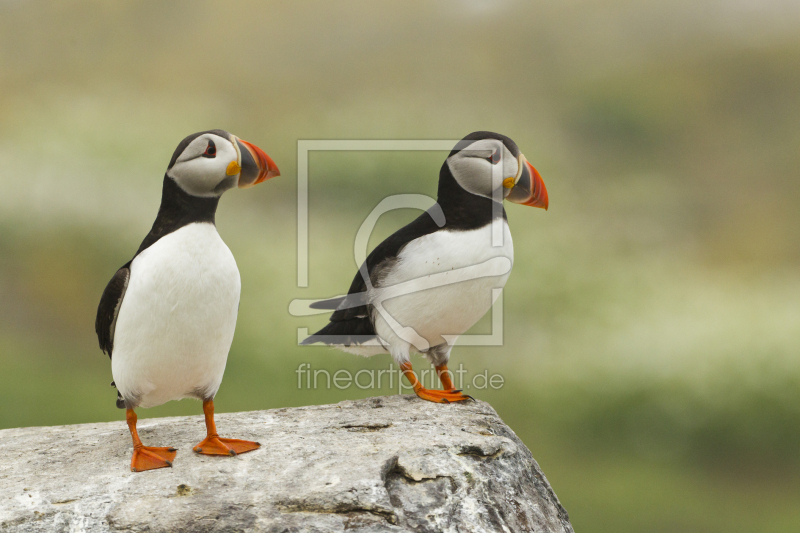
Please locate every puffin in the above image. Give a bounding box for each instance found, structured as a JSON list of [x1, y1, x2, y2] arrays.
[[302, 131, 548, 403], [95, 129, 280, 472]]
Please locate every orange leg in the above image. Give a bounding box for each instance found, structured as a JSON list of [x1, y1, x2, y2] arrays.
[[400, 362, 472, 403], [435, 364, 455, 391], [193, 399, 260, 456], [127, 409, 176, 472]]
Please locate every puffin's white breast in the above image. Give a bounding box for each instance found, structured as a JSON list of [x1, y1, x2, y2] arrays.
[[112, 222, 241, 408], [374, 220, 513, 350]]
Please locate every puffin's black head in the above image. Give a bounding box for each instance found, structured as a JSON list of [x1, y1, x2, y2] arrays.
[[443, 131, 548, 210], [166, 129, 280, 198]]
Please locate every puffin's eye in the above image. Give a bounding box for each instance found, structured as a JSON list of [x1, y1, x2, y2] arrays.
[[488, 150, 501, 165], [202, 140, 216, 158]]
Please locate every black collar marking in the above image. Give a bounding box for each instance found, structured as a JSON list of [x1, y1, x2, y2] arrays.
[[134, 176, 220, 258], [436, 161, 506, 232]]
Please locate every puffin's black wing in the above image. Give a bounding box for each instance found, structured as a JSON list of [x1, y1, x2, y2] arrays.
[[95, 263, 131, 358], [302, 208, 444, 344]]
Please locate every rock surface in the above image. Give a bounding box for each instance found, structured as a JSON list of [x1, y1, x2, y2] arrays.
[[0, 395, 573, 533]]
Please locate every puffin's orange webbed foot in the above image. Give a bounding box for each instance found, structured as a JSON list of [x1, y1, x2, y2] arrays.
[[193, 436, 260, 456], [125, 408, 177, 472], [414, 387, 473, 403], [400, 362, 474, 404], [194, 399, 260, 456], [130, 445, 177, 472]]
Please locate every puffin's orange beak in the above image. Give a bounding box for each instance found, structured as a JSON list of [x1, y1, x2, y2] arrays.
[[235, 138, 280, 188], [505, 155, 548, 210]]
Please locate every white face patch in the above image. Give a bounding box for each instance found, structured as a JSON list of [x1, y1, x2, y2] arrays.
[[167, 133, 240, 197], [446, 139, 519, 200]]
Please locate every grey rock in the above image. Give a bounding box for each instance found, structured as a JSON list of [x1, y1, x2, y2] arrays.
[[0, 395, 573, 533]]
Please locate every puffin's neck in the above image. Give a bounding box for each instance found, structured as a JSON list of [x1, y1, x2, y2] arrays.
[[435, 163, 505, 231], [134, 176, 220, 256]]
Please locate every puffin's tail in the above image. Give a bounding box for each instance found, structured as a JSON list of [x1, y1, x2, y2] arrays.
[[111, 381, 127, 409], [301, 318, 377, 347]]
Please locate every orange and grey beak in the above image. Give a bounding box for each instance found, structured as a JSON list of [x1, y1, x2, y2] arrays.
[[232, 137, 280, 188], [505, 154, 548, 210]]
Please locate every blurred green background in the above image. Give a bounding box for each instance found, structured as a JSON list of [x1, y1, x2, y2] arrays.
[[1, 0, 799, 531]]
